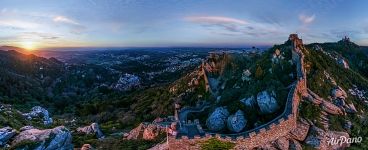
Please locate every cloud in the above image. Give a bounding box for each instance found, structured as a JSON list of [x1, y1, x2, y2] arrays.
[[53, 15, 87, 34], [0, 20, 40, 30], [53, 16, 80, 25], [299, 14, 315, 24], [21, 32, 61, 40], [185, 15, 283, 37], [185, 16, 248, 25]]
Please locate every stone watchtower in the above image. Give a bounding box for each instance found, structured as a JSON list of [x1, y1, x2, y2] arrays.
[[289, 34, 307, 95], [289, 34, 303, 62], [174, 102, 181, 121]]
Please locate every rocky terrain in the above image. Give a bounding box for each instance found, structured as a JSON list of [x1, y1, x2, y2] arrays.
[[0, 35, 368, 149]]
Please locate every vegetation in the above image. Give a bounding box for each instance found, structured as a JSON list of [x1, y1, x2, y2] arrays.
[[200, 138, 235, 150], [80, 133, 166, 150], [9, 140, 40, 150]]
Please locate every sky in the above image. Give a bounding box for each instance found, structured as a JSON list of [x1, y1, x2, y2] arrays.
[[0, 0, 368, 50]]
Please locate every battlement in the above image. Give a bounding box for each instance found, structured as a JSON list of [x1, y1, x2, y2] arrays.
[[169, 34, 307, 149], [289, 34, 303, 48]]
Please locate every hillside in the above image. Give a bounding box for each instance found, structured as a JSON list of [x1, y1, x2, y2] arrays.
[[0, 35, 368, 149]]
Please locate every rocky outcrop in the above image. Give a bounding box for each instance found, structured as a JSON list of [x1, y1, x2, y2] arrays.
[[257, 142, 278, 150], [143, 124, 165, 140], [12, 126, 72, 150], [77, 123, 104, 139], [321, 100, 344, 115], [148, 142, 168, 150], [274, 136, 289, 150], [346, 103, 357, 113], [256, 91, 279, 114], [306, 89, 323, 105], [326, 131, 350, 150], [126, 123, 166, 140], [81, 144, 94, 150], [227, 110, 246, 133], [206, 107, 229, 131], [20, 126, 35, 131], [338, 58, 349, 69], [126, 123, 145, 140], [288, 119, 310, 141], [23, 106, 53, 125], [305, 126, 326, 149], [331, 87, 347, 99], [289, 139, 302, 150], [305, 126, 350, 150], [0, 127, 16, 146], [240, 96, 255, 107]]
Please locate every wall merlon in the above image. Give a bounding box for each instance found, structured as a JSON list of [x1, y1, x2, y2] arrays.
[[269, 123, 276, 129], [249, 132, 256, 137], [236, 136, 244, 140], [278, 118, 285, 123], [259, 128, 266, 133]]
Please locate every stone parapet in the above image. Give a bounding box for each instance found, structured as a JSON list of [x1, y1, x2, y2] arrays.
[[169, 34, 307, 149]]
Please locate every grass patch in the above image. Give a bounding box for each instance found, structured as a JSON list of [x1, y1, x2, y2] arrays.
[[200, 138, 235, 150]]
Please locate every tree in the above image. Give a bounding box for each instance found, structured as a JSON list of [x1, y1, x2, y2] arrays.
[[255, 66, 264, 80]]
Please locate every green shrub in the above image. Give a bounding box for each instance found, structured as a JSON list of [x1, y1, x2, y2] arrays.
[[200, 138, 235, 150], [9, 140, 40, 150]]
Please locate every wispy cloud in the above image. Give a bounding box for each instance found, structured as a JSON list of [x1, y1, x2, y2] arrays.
[[299, 14, 315, 24], [53, 16, 80, 25], [185, 15, 283, 37], [21, 32, 61, 40], [0, 19, 40, 30], [185, 16, 248, 25], [53, 15, 87, 34]]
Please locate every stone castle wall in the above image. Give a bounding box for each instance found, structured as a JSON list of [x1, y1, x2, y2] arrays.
[[201, 63, 210, 93], [169, 34, 307, 150]]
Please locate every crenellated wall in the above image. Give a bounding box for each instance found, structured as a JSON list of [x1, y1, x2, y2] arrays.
[[169, 34, 307, 150]]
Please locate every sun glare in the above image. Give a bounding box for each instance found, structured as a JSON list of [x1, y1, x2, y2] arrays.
[[21, 41, 36, 51]]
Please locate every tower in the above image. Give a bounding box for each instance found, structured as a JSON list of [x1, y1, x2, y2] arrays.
[[174, 102, 180, 121]]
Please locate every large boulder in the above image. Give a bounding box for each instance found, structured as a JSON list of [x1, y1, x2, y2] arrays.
[[321, 101, 343, 115], [331, 87, 347, 99], [77, 123, 104, 139], [206, 107, 229, 132], [143, 124, 165, 140], [305, 126, 326, 149], [304, 126, 350, 149], [326, 131, 350, 150], [338, 58, 349, 69], [126, 123, 166, 140], [23, 106, 53, 125], [346, 103, 357, 113], [126, 123, 145, 140], [256, 91, 279, 114], [0, 127, 16, 146], [227, 110, 246, 133], [81, 144, 94, 150], [240, 96, 255, 107], [12, 126, 72, 150]]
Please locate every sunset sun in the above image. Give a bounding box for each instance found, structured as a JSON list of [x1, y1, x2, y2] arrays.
[[21, 41, 37, 51]]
